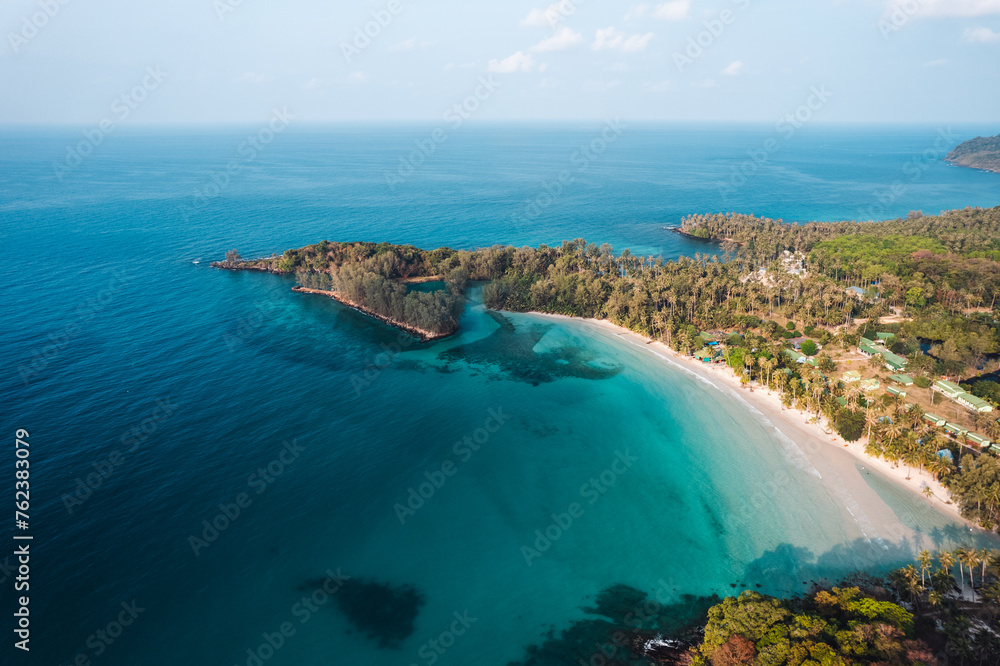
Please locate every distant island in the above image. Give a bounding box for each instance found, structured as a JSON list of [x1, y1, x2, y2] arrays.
[[947, 134, 1000, 174]]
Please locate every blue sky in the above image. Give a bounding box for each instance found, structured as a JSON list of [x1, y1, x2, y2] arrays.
[[1, 0, 998, 123]]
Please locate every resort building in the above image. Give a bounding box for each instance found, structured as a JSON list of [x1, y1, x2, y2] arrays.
[[944, 422, 969, 439], [858, 378, 880, 392], [875, 332, 895, 343], [933, 380, 965, 399], [858, 342, 881, 357], [841, 370, 862, 383], [956, 393, 994, 413], [880, 351, 907, 372], [968, 433, 993, 448], [784, 349, 818, 367], [923, 413, 946, 427], [888, 374, 913, 386], [886, 386, 906, 398]]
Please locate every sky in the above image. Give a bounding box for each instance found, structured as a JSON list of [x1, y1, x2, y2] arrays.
[[1, 0, 999, 124]]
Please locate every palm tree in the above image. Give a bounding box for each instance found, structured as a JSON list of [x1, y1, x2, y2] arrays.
[[918, 549, 932, 586], [939, 549, 954, 577], [963, 549, 981, 599], [922, 486, 934, 500], [955, 547, 971, 596]]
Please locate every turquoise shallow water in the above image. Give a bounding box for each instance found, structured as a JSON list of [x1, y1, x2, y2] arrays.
[[2, 125, 999, 665]]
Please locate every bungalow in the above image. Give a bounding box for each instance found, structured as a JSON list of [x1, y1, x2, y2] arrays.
[[694, 348, 714, 362], [968, 433, 993, 448], [876, 332, 895, 343], [858, 343, 881, 357], [859, 378, 880, 392], [923, 413, 946, 427], [784, 349, 817, 367], [841, 371, 862, 383], [887, 386, 907, 398], [934, 380, 965, 399], [847, 286, 866, 298], [888, 374, 914, 386], [956, 393, 994, 413], [943, 422, 969, 439], [880, 351, 908, 372]]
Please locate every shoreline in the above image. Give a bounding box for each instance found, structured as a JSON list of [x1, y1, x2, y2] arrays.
[[523, 311, 973, 527], [292, 286, 455, 342]]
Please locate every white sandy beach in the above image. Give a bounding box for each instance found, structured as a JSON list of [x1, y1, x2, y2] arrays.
[[530, 313, 979, 538]]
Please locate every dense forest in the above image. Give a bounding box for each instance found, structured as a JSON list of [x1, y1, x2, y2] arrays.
[[218, 206, 1000, 531], [947, 134, 1000, 174]]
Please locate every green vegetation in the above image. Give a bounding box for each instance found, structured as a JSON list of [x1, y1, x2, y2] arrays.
[[947, 134, 1000, 174], [800, 340, 818, 356], [693, 587, 922, 666]]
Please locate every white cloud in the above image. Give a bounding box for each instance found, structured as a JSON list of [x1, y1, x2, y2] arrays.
[[592, 27, 654, 52], [644, 80, 673, 92], [531, 27, 584, 52], [444, 62, 477, 71], [722, 60, 744, 76], [348, 71, 368, 83], [653, 0, 691, 20], [924, 58, 948, 66], [581, 79, 621, 92], [521, 1, 577, 27], [390, 38, 418, 52], [235, 72, 272, 84], [303, 78, 324, 90], [488, 51, 537, 73], [962, 26, 1000, 42], [626, 3, 651, 20], [886, 0, 1000, 17], [692, 78, 717, 89]]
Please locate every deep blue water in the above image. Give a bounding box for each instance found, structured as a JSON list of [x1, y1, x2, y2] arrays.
[[2, 124, 999, 666]]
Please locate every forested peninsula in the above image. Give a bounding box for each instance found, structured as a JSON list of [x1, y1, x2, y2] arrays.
[[946, 134, 1000, 174], [216, 206, 1000, 532]]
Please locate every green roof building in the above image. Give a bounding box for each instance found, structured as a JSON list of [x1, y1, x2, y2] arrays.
[[956, 393, 994, 413], [859, 378, 880, 392], [923, 413, 946, 427], [880, 351, 907, 371], [858, 343, 881, 357], [934, 380, 965, 398], [876, 332, 895, 342], [968, 433, 993, 447], [889, 374, 914, 386], [842, 370, 862, 383], [944, 422, 969, 438], [887, 386, 907, 398]]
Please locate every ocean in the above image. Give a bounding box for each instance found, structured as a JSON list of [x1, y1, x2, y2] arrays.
[[2, 123, 999, 665]]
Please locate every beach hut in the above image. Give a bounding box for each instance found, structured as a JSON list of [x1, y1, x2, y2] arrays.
[[886, 386, 906, 398], [923, 413, 946, 427], [888, 374, 914, 386], [841, 371, 862, 383]]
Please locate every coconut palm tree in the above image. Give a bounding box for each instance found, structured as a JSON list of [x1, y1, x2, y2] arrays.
[[918, 549, 932, 586], [939, 549, 954, 577], [954, 547, 971, 596], [922, 486, 934, 500], [963, 549, 981, 599]]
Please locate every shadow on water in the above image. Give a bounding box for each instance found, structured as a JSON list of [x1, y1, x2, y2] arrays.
[[507, 533, 1000, 665], [297, 577, 426, 649], [440, 312, 623, 386]]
